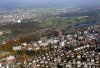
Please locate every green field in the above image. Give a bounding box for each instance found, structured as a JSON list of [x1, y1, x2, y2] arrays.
[[38, 16, 87, 30]]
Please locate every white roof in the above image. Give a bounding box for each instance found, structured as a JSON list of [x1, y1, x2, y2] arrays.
[[6, 56, 15, 61]]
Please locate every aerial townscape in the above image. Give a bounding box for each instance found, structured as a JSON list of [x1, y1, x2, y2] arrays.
[[0, 0, 100, 68]]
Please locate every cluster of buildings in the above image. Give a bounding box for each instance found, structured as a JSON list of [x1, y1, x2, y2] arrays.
[[2, 23, 98, 68], [13, 30, 62, 51], [0, 9, 35, 24], [0, 23, 100, 68], [0, 13, 35, 24], [0, 7, 84, 25]]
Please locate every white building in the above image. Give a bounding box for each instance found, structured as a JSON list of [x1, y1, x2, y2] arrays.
[[13, 46, 22, 51]]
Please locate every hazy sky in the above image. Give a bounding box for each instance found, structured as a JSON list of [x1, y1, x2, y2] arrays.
[[0, 0, 100, 8]]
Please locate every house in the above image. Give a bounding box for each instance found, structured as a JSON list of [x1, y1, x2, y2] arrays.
[[21, 42, 27, 46], [27, 47, 33, 51], [6, 55, 15, 62], [59, 41, 65, 47]]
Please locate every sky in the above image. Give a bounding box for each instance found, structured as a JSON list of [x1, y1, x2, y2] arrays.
[[0, 0, 100, 8]]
